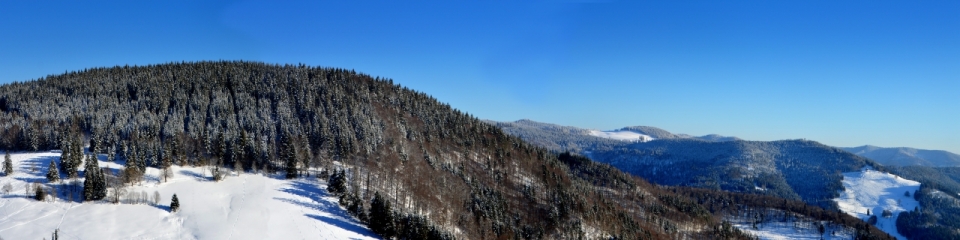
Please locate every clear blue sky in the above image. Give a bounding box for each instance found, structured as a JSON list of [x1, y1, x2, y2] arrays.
[[1, 1, 958, 153]]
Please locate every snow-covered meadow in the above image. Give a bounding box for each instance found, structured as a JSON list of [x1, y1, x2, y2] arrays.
[[834, 168, 920, 240], [587, 130, 654, 142], [0, 151, 377, 240]]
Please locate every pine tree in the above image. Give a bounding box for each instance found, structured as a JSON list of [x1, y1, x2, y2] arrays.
[[3, 151, 13, 176], [170, 194, 180, 212], [51, 228, 59, 240], [369, 192, 396, 238], [46, 161, 60, 183]]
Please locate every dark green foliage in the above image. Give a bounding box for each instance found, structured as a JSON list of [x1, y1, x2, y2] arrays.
[[34, 184, 45, 201], [368, 192, 396, 238], [2, 151, 11, 176], [395, 214, 452, 240], [895, 184, 960, 240], [51, 228, 59, 240], [83, 153, 106, 201], [46, 161, 59, 183], [881, 209, 892, 218], [339, 191, 367, 223], [170, 194, 179, 212], [326, 169, 346, 195]]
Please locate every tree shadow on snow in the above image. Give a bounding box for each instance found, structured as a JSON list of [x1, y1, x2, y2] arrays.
[[178, 169, 210, 181], [275, 180, 378, 238], [18, 155, 59, 180]]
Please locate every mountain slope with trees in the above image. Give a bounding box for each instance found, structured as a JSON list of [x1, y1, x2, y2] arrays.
[[495, 120, 884, 211], [0, 61, 758, 239], [842, 146, 960, 167]]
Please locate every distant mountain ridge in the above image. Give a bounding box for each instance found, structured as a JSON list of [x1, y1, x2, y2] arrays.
[[841, 145, 960, 167], [495, 119, 882, 210]]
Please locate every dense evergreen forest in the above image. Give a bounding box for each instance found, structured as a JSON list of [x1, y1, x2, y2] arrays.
[[889, 166, 960, 240], [0, 61, 762, 239]]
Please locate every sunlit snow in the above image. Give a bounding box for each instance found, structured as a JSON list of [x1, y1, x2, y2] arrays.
[[0, 151, 377, 240], [587, 130, 654, 142], [834, 168, 920, 240]]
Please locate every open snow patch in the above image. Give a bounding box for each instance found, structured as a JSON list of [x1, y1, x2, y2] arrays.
[[0, 151, 377, 240], [833, 168, 919, 240], [588, 130, 654, 142]]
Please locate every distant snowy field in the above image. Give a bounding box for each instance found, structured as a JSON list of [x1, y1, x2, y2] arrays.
[[587, 130, 654, 142], [833, 168, 920, 240], [0, 151, 377, 240], [730, 219, 853, 240]]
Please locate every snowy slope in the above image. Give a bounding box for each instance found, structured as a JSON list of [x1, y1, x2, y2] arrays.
[[587, 130, 654, 142], [833, 168, 919, 240], [0, 151, 377, 240]]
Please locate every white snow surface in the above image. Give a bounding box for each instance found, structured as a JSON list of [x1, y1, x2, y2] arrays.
[[731, 220, 853, 240], [0, 151, 377, 240], [587, 130, 654, 142], [833, 168, 920, 240]]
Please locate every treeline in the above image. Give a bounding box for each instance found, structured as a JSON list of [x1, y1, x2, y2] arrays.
[[671, 187, 895, 240], [0, 61, 751, 239], [895, 183, 960, 240]]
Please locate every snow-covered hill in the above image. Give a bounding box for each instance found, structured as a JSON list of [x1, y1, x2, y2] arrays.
[[841, 145, 960, 167], [834, 168, 920, 240], [587, 130, 654, 142], [0, 151, 377, 240]]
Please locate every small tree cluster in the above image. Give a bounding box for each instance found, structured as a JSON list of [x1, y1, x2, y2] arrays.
[[83, 153, 107, 201], [327, 169, 346, 195], [59, 132, 84, 179], [369, 192, 396, 238]]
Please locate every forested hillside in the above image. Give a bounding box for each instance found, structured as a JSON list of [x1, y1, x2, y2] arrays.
[[842, 146, 960, 167], [496, 120, 884, 211], [0, 61, 752, 239]]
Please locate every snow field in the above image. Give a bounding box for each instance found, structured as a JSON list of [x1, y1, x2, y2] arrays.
[[833, 168, 920, 240], [587, 130, 654, 142], [0, 151, 377, 240], [730, 219, 853, 240]]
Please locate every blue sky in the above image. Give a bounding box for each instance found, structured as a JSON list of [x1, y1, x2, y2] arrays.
[[1, 1, 958, 153]]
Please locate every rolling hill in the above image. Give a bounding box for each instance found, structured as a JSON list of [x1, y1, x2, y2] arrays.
[[841, 146, 960, 167], [0, 61, 757, 239]]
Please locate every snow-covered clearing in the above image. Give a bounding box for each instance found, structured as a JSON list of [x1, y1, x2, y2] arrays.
[[730, 219, 853, 240], [833, 168, 919, 240], [587, 130, 654, 142], [0, 151, 377, 240], [726, 209, 854, 240]]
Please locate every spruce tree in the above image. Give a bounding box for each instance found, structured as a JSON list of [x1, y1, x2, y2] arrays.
[[170, 194, 180, 212], [3, 151, 12, 176], [46, 161, 60, 183], [369, 192, 396, 238]]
